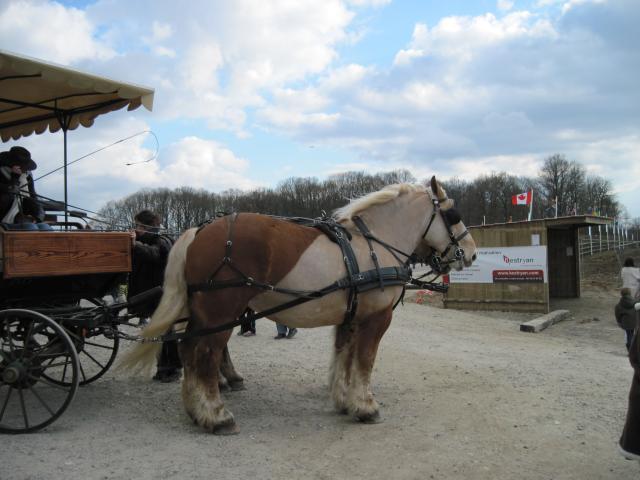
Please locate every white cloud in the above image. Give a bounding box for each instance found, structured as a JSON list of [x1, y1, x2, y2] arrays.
[[561, 0, 607, 15], [0, 0, 113, 63], [346, 0, 391, 6], [157, 137, 258, 191], [497, 0, 514, 11], [394, 12, 556, 64]]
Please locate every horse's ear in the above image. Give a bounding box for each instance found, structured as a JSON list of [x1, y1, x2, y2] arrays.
[[430, 176, 438, 196], [430, 175, 448, 201]]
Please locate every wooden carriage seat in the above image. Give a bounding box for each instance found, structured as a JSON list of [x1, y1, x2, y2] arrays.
[[0, 231, 131, 279]]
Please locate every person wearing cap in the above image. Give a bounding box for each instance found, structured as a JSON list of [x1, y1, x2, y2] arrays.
[[0, 146, 50, 230], [128, 209, 180, 382]]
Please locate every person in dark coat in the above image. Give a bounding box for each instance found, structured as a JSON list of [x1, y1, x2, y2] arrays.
[[620, 302, 640, 462], [237, 308, 257, 336], [129, 209, 181, 382], [616, 288, 638, 352], [0, 146, 50, 230]]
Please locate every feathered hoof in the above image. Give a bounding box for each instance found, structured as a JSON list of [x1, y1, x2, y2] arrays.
[[212, 418, 240, 435], [229, 380, 245, 391], [355, 410, 383, 424]]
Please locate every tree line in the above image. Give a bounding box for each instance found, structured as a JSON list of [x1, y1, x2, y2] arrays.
[[97, 154, 623, 234]]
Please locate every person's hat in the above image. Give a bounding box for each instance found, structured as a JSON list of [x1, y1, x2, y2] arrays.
[[0, 146, 37, 171]]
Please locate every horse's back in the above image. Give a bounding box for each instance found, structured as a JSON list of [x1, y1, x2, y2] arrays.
[[185, 213, 324, 287]]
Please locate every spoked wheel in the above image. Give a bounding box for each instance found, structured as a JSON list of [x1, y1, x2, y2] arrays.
[[41, 324, 120, 386], [0, 309, 80, 434]]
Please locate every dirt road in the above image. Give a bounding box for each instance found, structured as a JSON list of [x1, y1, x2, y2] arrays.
[[4, 278, 639, 479]]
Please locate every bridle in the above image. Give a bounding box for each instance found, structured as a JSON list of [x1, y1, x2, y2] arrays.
[[420, 194, 470, 274]]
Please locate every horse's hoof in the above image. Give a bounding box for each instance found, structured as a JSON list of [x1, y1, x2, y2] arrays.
[[356, 410, 383, 424], [212, 420, 240, 435], [336, 407, 349, 415], [229, 380, 246, 391]]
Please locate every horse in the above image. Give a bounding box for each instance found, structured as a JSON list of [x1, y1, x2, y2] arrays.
[[120, 177, 477, 434]]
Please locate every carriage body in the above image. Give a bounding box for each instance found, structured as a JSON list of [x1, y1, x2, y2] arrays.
[[0, 229, 131, 305], [0, 226, 140, 433]]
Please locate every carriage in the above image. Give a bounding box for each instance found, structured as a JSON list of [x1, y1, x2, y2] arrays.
[[0, 50, 157, 433]]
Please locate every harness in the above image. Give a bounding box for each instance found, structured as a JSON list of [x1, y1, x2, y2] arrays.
[[154, 196, 469, 344]]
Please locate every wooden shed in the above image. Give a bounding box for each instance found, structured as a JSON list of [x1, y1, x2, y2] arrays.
[[443, 216, 611, 313]]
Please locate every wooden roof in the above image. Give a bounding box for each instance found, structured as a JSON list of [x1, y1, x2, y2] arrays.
[[471, 215, 613, 231]]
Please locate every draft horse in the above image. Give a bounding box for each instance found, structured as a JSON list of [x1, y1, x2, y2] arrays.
[[121, 177, 477, 434]]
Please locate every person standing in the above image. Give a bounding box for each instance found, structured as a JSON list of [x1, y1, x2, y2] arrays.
[[237, 308, 256, 337], [274, 323, 297, 339], [621, 258, 640, 300], [620, 303, 640, 462], [615, 288, 637, 352], [129, 209, 180, 382], [0, 146, 50, 230]]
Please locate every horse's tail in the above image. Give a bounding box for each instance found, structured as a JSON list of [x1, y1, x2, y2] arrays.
[[118, 227, 198, 376]]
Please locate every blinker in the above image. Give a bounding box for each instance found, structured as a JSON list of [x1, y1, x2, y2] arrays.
[[443, 208, 462, 225]]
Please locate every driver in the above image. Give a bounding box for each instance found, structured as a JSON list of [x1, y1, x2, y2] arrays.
[[0, 146, 51, 230]]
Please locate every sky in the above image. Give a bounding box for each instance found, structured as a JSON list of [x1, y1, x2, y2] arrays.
[[1, 0, 639, 220]]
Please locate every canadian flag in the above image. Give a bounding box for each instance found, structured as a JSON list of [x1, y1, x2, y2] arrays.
[[512, 191, 532, 205]]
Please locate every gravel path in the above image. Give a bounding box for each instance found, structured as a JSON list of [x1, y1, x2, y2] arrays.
[[4, 282, 639, 479]]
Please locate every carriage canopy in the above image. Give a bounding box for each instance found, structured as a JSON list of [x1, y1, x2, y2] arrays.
[[0, 49, 154, 142]]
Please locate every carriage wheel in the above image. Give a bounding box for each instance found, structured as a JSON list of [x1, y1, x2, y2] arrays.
[[0, 309, 80, 434], [41, 323, 120, 386]]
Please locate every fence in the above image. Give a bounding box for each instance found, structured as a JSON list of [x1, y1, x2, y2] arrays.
[[578, 224, 639, 257]]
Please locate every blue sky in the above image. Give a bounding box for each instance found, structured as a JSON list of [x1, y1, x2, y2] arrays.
[[1, 0, 639, 220]]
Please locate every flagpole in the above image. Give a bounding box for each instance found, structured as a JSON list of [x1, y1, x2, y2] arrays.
[[528, 189, 533, 221]]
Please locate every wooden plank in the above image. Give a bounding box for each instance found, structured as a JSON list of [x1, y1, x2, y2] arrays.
[[2, 231, 131, 279], [520, 310, 571, 332]]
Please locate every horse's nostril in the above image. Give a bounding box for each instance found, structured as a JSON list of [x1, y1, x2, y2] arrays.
[[472, 253, 477, 261]]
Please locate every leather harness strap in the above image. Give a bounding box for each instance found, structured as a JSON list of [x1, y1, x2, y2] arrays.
[[174, 214, 410, 343]]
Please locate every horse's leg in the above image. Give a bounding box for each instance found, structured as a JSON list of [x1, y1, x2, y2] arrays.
[[180, 330, 238, 435], [220, 345, 245, 391], [346, 307, 393, 423], [329, 323, 355, 414], [218, 369, 229, 391]]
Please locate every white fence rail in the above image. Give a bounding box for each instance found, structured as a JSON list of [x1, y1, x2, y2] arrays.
[[578, 225, 639, 257]]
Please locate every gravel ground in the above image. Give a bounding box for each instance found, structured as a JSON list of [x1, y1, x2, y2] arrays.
[[3, 250, 640, 480]]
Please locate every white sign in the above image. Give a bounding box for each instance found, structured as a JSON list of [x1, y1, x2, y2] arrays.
[[531, 234, 540, 246], [448, 246, 548, 284]]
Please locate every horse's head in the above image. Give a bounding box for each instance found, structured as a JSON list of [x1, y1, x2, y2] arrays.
[[417, 176, 477, 272]]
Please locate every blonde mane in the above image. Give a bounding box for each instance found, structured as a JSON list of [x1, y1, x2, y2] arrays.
[[333, 183, 428, 222]]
